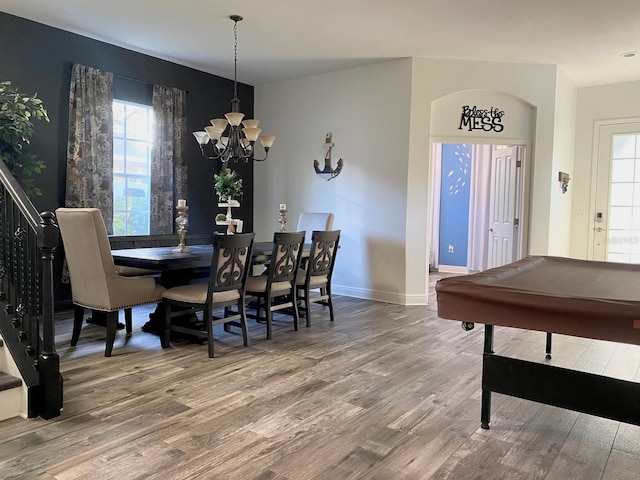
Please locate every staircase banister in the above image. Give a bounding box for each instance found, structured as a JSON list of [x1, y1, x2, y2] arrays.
[[0, 160, 45, 233]]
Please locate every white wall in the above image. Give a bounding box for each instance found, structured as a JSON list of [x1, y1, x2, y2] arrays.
[[571, 80, 640, 258], [407, 58, 562, 300], [255, 59, 413, 304], [255, 57, 568, 304], [547, 69, 577, 256]]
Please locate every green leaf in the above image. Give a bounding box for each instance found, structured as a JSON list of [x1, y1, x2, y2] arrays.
[[0, 80, 49, 197]]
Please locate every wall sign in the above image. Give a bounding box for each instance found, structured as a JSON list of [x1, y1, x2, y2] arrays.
[[458, 105, 505, 133]]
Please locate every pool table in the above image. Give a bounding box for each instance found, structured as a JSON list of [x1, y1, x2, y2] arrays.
[[436, 256, 640, 429]]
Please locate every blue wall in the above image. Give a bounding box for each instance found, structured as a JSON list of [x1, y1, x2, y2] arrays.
[[439, 144, 472, 267]]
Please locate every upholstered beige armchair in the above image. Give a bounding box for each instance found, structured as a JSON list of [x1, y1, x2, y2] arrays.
[[55, 208, 165, 357], [296, 212, 334, 244]]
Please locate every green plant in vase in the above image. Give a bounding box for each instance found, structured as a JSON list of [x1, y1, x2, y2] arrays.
[[214, 168, 243, 204], [0, 81, 49, 197]]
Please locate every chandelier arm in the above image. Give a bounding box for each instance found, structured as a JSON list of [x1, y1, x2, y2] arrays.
[[199, 144, 223, 161], [252, 151, 270, 162]]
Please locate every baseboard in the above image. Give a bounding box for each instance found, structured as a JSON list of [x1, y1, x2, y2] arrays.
[[437, 265, 468, 274], [332, 285, 428, 306]]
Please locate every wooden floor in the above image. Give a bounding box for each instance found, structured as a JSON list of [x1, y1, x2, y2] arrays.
[[1, 276, 640, 479]]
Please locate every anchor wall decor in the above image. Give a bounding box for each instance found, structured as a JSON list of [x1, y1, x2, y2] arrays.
[[314, 133, 343, 181]]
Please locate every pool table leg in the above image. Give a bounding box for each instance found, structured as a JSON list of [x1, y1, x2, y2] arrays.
[[481, 324, 494, 430], [545, 332, 553, 359]]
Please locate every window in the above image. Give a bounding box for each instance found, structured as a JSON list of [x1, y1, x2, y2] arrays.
[[112, 100, 153, 235]]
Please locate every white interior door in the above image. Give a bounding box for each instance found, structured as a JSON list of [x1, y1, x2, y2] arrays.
[[486, 146, 520, 269], [593, 122, 640, 262]]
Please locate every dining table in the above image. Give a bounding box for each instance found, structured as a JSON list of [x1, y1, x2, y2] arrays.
[[111, 241, 275, 287], [111, 240, 310, 333]]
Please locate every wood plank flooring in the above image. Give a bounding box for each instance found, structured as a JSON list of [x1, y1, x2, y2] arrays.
[[0, 275, 639, 479]]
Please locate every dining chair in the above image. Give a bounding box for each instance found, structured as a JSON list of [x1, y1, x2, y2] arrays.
[[161, 232, 255, 358], [55, 208, 166, 357], [246, 231, 306, 339], [295, 230, 340, 326], [296, 212, 334, 244]]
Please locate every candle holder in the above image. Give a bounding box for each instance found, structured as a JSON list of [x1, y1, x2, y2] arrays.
[[278, 207, 287, 232], [174, 205, 191, 252]]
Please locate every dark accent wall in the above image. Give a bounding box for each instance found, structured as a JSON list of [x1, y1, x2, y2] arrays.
[[0, 12, 255, 306]]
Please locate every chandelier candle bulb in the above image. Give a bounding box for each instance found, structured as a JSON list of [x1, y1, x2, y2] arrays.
[[225, 112, 244, 126], [193, 131, 210, 145], [205, 126, 223, 140], [260, 135, 276, 149], [211, 119, 228, 130], [243, 119, 260, 129], [242, 128, 262, 141]]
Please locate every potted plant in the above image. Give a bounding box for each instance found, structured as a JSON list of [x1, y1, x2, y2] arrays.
[[214, 168, 243, 205], [0, 81, 49, 197]]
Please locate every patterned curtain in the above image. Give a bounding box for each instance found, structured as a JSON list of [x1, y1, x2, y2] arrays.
[[65, 63, 114, 232], [151, 84, 187, 234]]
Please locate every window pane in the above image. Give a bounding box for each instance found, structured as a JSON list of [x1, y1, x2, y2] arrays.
[[113, 138, 125, 174], [629, 234, 640, 254], [126, 177, 149, 206], [633, 209, 640, 230], [125, 140, 149, 175], [113, 102, 125, 137], [126, 106, 151, 141], [613, 134, 637, 159], [609, 206, 632, 229], [611, 159, 634, 183], [113, 212, 126, 236], [610, 183, 633, 206], [113, 176, 126, 210], [634, 184, 640, 206], [608, 252, 629, 263], [126, 211, 149, 236]]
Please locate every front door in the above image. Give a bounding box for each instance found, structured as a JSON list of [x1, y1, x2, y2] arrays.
[[593, 121, 640, 262], [486, 145, 521, 269]]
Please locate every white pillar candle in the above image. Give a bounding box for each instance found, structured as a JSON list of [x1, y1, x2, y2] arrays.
[[280, 203, 287, 211], [178, 199, 186, 208]]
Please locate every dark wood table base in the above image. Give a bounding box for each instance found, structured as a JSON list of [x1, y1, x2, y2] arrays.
[[480, 324, 640, 429]]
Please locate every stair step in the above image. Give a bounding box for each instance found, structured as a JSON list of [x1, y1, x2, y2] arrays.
[[0, 372, 22, 392]]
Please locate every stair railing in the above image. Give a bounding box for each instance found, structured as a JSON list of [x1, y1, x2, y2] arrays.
[[0, 159, 61, 419]]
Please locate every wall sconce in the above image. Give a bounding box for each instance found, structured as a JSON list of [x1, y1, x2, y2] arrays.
[[558, 172, 570, 194]]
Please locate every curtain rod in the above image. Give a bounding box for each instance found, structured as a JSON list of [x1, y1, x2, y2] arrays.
[[69, 62, 188, 93], [114, 72, 189, 94]]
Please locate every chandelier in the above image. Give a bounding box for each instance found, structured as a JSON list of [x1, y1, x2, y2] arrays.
[[192, 15, 275, 164]]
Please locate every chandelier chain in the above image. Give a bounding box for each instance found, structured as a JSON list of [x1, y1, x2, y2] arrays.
[[233, 19, 238, 101]]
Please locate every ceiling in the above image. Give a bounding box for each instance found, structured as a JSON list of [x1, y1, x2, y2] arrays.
[[2, 0, 640, 88]]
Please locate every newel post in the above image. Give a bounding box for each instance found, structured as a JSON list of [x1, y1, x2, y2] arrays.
[[37, 211, 62, 419]]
